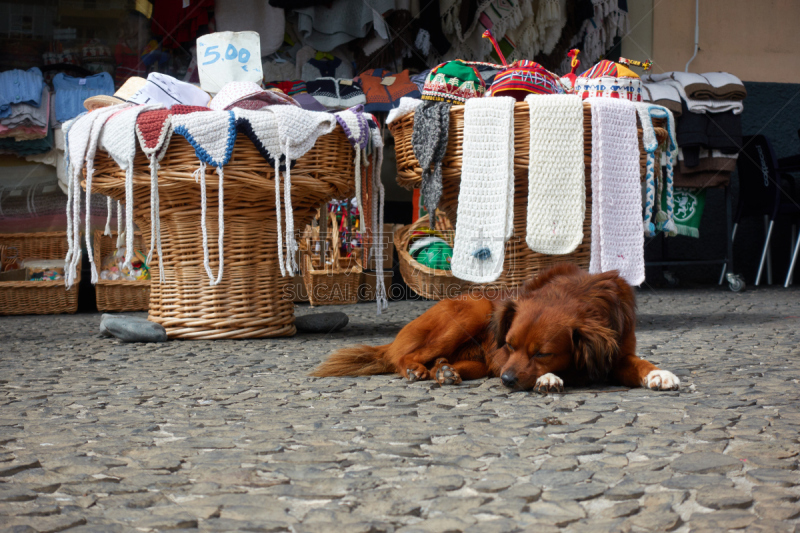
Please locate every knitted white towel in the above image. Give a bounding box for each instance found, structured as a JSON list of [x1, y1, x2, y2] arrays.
[[172, 110, 238, 286], [587, 97, 644, 286], [234, 107, 336, 277], [451, 96, 515, 284], [269, 105, 336, 276], [100, 104, 164, 277], [386, 97, 423, 125], [525, 94, 585, 255], [64, 105, 129, 288]]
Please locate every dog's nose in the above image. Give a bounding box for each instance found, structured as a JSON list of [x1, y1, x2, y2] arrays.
[[501, 371, 518, 388]]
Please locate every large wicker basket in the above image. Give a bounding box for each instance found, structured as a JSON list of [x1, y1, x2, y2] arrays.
[[388, 101, 666, 292], [89, 131, 355, 339], [395, 213, 469, 300], [0, 232, 79, 315], [93, 230, 150, 312]]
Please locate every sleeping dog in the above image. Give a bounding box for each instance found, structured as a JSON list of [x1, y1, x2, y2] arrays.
[[312, 263, 680, 392]]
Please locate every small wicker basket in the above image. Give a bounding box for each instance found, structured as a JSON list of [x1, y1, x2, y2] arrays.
[[303, 223, 362, 306], [0, 232, 79, 315], [93, 230, 150, 313], [395, 213, 470, 300]]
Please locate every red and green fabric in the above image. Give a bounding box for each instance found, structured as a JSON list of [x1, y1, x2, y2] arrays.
[[488, 60, 565, 100], [421, 60, 487, 104]]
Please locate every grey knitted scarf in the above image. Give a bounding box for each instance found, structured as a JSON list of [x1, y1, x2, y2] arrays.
[[412, 101, 451, 227]]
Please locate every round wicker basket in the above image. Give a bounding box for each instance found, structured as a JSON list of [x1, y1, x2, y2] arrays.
[[89, 130, 355, 339], [388, 101, 667, 293], [395, 213, 470, 300]]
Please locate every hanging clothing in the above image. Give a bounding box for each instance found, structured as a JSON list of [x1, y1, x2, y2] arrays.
[[215, 0, 285, 57], [151, 0, 214, 49], [0, 68, 44, 118], [53, 72, 115, 123]]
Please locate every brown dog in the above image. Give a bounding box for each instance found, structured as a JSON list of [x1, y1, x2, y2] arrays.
[[311, 263, 680, 392]]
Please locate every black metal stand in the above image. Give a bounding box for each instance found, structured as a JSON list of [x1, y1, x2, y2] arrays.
[[644, 186, 745, 291]]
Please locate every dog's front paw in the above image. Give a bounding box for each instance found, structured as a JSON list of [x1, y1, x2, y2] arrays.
[[433, 358, 462, 386], [404, 364, 429, 382], [534, 373, 564, 394], [643, 370, 680, 391]]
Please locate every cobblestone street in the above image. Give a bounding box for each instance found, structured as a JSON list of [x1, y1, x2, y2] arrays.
[[1, 286, 799, 532]]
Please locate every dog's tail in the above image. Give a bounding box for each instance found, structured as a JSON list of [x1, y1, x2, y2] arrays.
[[310, 344, 393, 377]]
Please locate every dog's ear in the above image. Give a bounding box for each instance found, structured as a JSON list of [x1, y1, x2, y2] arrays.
[[572, 321, 618, 381], [492, 300, 517, 347]]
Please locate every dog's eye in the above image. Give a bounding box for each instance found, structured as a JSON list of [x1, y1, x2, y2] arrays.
[[506, 343, 515, 352], [534, 352, 553, 358]]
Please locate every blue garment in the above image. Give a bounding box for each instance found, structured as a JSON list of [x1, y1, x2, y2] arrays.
[[0, 68, 44, 118], [53, 72, 115, 123]]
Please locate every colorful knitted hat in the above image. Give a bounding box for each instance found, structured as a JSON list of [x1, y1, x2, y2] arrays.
[[265, 80, 307, 95], [488, 60, 565, 100], [209, 81, 298, 111], [421, 60, 487, 104], [560, 49, 581, 91], [572, 59, 644, 102], [480, 30, 563, 101]]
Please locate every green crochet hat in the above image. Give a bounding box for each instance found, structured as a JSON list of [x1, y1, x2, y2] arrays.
[[421, 60, 486, 104]]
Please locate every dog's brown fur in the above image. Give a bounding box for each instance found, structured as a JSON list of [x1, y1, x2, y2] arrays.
[[312, 264, 678, 391]]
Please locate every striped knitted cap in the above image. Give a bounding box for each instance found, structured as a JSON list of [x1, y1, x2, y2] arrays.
[[579, 60, 639, 79], [488, 60, 565, 101], [421, 60, 487, 104], [265, 80, 307, 95]]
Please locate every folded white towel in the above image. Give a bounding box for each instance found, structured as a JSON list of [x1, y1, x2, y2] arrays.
[[643, 73, 743, 114], [386, 97, 423, 124], [587, 97, 644, 286], [524, 94, 585, 255], [451, 96, 516, 284]]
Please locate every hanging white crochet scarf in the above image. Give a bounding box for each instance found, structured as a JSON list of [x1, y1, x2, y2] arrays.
[[100, 104, 165, 279], [233, 107, 336, 277], [525, 94, 585, 255], [368, 121, 389, 313], [172, 110, 238, 286], [451, 96, 515, 283], [334, 105, 370, 234], [64, 104, 130, 288], [587, 97, 644, 286], [269, 105, 337, 276], [634, 102, 677, 237]]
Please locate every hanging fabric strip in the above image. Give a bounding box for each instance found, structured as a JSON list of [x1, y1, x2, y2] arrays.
[[104, 196, 112, 236], [116, 200, 124, 248], [84, 163, 98, 283], [283, 140, 297, 276], [273, 159, 286, 277]]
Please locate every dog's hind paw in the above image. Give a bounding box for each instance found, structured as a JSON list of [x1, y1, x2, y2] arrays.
[[644, 370, 680, 391], [433, 358, 462, 386], [534, 373, 564, 394]]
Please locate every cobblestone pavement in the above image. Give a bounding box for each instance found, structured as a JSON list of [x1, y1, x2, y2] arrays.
[[1, 287, 800, 533]]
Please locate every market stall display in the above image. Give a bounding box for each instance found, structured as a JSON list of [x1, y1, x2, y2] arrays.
[[87, 124, 356, 339], [93, 230, 150, 313], [0, 232, 79, 315], [389, 100, 667, 296]]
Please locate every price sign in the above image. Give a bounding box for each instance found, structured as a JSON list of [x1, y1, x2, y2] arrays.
[[197, 31, 262, 93]]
